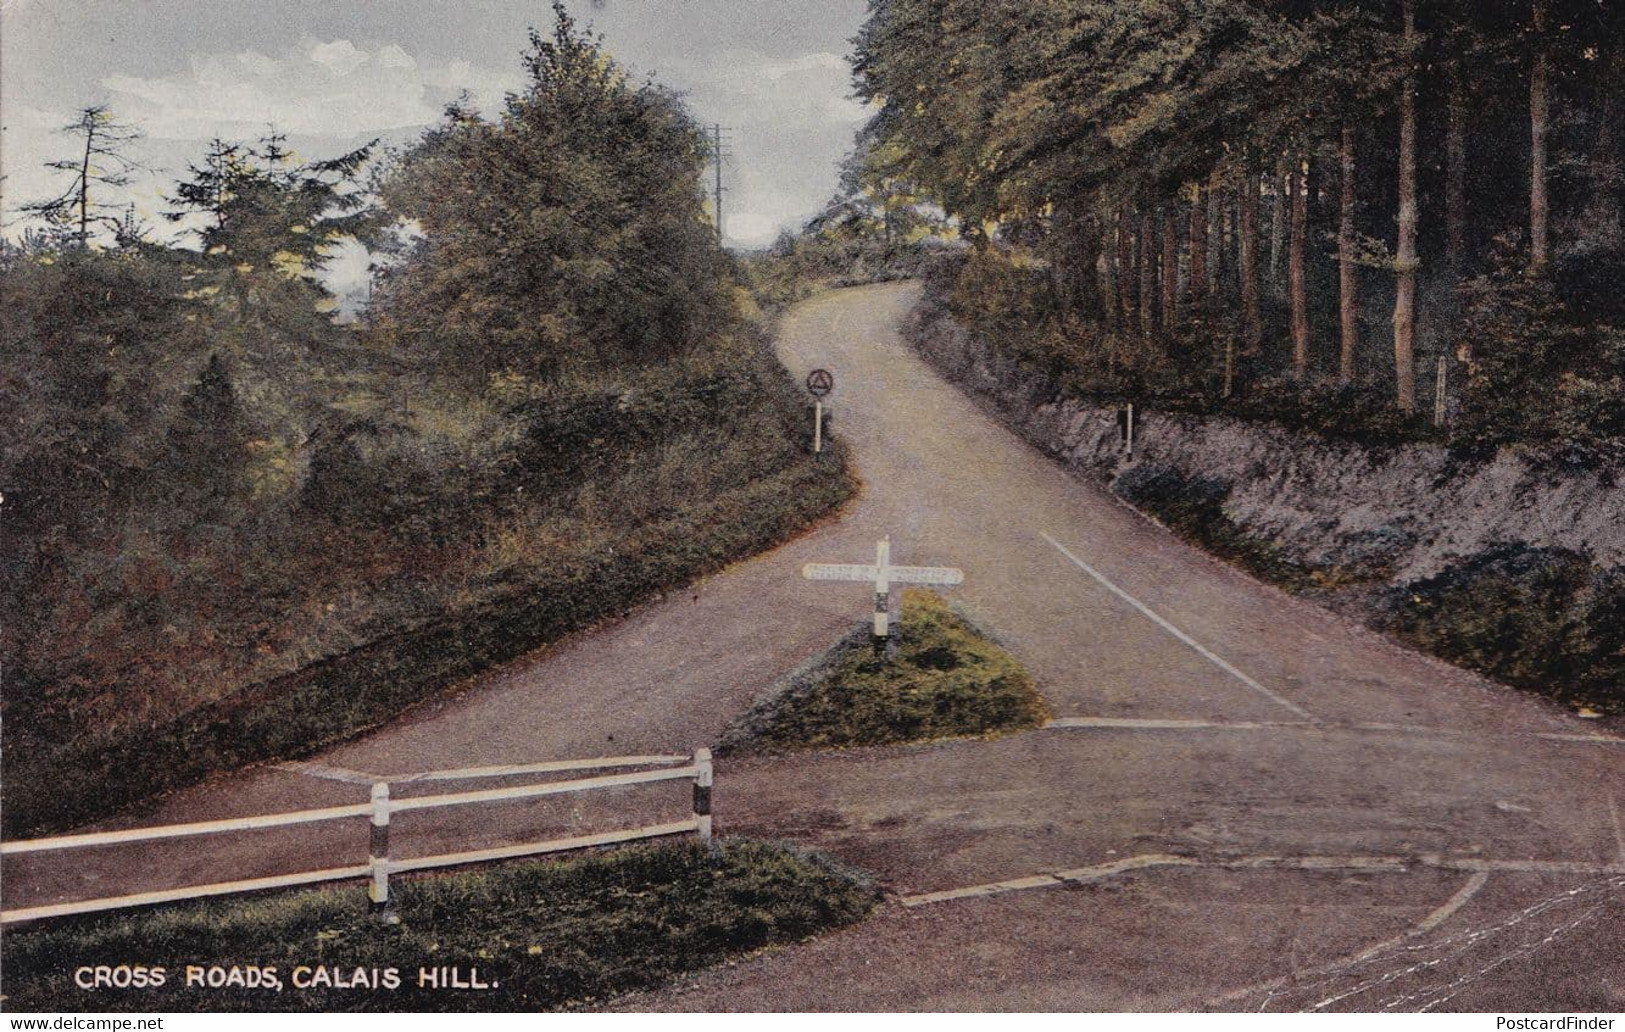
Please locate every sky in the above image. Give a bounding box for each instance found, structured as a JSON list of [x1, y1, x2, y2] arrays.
[[1, 0, 873, 296]]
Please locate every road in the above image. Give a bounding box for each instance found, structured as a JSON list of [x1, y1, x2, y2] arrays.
[[7, 283, 1623, 1011]]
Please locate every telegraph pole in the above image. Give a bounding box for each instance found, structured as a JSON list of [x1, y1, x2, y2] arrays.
[[710, 123, 732, 243]]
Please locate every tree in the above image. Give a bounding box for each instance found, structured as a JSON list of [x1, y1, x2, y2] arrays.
[[1529, 0, 1552, 271], [19, 105, 143, 249], [375, 3, 728, 376], [1392, 0, 1420, 412]]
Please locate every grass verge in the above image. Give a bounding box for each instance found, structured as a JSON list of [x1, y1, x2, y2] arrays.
[[0, 839, 878, 1013], [2, 449, 855, 839], [720, 588, 1050, 754]]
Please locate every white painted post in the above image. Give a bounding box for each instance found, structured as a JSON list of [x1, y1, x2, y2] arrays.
[[1126, 403, 1135, 461], [814, 400, 824, 454], [873, 536, 891, 644], [692, 748, 713, 846], [368, 782, 391, 913]]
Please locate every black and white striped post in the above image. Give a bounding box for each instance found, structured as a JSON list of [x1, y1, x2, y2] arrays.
[[692, 748, 714, 848], [368, 781, 394, 921]]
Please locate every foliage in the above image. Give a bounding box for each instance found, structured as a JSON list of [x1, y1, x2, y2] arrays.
[[1380, 545, 1625, 714], [1, 7, 858, 837], [371, 2, 730, 379], [721, 588, 1050, 754], [1452, 238, 1625, 468], [0, 840, 879, 1012], [852, 0, 1625, 445], [16, 105, 145, 248]]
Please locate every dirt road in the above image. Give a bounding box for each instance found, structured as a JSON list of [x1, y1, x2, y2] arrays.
[[7, 283, 1622, 1011]]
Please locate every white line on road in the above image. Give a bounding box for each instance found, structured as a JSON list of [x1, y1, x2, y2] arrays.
[[1041, 532, 1313, 720], [1045, 717, 1625, 749], [899, 854, 1622, 909], [1046, 717, 1309, 732]]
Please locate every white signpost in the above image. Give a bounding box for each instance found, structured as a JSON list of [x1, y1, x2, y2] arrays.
[[803, 537, 964, 645]]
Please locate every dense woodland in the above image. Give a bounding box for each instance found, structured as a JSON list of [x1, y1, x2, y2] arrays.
[[852, 0, 1625, 460], [0, 7, 849, 834]]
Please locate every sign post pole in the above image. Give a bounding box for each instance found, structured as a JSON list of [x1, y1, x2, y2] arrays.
[[805, 368, 834, 456]]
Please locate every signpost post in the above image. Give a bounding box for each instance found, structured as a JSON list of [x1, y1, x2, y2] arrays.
[[803, 537, 964, 650], [806, 368, 834, 454]]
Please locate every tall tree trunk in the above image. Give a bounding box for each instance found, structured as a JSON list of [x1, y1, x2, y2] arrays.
[[1161, 204, 1180, 330], [1339, 127, 1360, 384], [1118, 207, 1137, 329], [1102, 217, 1120, 334], [1270, 156, 1288, 293], [1140, 209, 1158, 339], [78, 121, 94, 249], [1239, 163, 1263, 353], [1530, 0, 1551, 270], [1446, 71, 1468, 284], [1589, 58, 1623, 247], [1207, 172, 1225, 295], [1393, 0, 1420, 411], [1189, 182, 1207, 319], [1290, 157, 1312, 378]]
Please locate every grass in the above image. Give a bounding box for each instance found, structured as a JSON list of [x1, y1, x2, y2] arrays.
[[720, 588, 1050, 754], [0, 839, 878, 1013], [2, 448, 856, 838]]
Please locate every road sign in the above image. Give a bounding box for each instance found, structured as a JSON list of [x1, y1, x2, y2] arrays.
[[802, 537, 965, 643], [806, 369, 834, 398]]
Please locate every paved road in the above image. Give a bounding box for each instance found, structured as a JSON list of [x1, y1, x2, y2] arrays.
[[7, 283, 1623, 1011]]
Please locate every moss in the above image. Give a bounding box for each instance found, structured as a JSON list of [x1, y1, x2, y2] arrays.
[[722, 588, 1050, 754], [0, 839, 878, 1013]]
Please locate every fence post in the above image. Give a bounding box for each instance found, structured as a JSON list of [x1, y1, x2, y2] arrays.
[[692, 748, 713, 847], [368, 781, 394, 921]]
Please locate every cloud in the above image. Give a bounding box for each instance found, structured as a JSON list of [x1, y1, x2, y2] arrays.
[[98, 38, 521, 141], [646, 48, 872, 245]]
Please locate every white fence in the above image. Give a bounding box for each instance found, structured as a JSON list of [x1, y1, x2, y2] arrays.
[[0, 749, 714, 924]]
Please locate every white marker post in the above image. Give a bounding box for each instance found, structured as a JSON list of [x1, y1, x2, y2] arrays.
[[803, 537, 964, 649], [814, 400, 823, 454]]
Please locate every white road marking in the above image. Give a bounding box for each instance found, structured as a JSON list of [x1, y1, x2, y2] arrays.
[[1044, 717, 1625, 749], [897, 854, 1625, 909], [1046, 717, 1308, 732], [1534, 732, 1625, 746], [1041, 532, 1313, 719]]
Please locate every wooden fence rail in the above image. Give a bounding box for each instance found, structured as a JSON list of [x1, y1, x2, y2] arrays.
[[0, 749, 714, 925]]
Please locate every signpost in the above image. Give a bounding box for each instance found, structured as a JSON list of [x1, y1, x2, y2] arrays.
[[803, 537, 964, 648], [806, 368, 834, 454]]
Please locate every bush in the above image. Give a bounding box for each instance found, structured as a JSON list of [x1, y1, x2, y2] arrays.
[[721, 588, 1050, 754], [1452, 239, 1625, 468], [1378, 544, 1625, 714]]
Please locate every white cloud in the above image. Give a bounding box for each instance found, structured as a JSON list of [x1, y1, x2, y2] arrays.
[[96, 39, 520, 141], [308, 39, 370, 77]]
